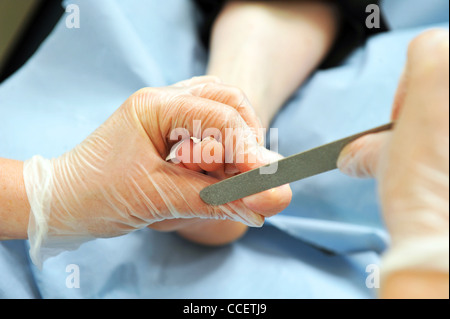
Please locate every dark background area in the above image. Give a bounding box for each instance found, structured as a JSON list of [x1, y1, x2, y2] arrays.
[[1, 0, 387, 83], [0, 0, 63, 83]]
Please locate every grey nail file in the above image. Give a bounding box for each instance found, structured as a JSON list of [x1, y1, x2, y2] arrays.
[[200, 123, 393, 206]]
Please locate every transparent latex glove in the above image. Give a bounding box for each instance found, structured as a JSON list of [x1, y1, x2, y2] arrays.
[[337, 30, 449, 281], [23, 76, 292, 268]]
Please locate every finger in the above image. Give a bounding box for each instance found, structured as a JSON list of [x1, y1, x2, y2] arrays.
[[188, 82, 265, 144], [237, 148, 292, 217], [176, 139, 203, 172], [150, 93, 289, 217], [164, 94, 290, 217], [242, 184, 292, 217], [160, 95, 266, 180], [157, 163, 265, 227], [158, 95, 263, 169], [234, 145, 282, 173], [134, 89, 260, 165], [172, 137, 226, 173], [337, 131, 392, 178], [195, 138, 225, 172]]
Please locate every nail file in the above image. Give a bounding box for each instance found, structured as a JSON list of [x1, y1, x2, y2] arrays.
[[200, 123, 393, 206]]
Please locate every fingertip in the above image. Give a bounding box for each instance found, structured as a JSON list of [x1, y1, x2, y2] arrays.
[[242, 184, 292, 217], [197, 138, 225, 172], [338, 132, 390, 178], [177, 139, 204, 172], [337, 143, 354, 172], [235, 146, 283, 174], [337, 137, 369, 178]]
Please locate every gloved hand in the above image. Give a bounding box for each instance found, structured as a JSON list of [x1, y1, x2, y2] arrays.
[[337, 30, 449, 288], [24, 76, 292, 268]]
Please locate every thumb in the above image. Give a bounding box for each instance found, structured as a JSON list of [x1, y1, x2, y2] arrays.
[[337, 131, 392, 178], [159, 162, 265, 227], [238, 148, 292, 217]]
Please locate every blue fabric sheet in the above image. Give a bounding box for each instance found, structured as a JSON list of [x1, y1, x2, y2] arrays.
[[0, 0, 448, 298]]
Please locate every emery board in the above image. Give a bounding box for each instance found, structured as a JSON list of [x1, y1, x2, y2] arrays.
[[200, 123, 393, 206]]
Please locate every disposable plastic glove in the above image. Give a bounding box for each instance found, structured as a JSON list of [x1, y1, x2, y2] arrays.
[[23, 76, 291, 268], [337, 30, 449, 282]]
